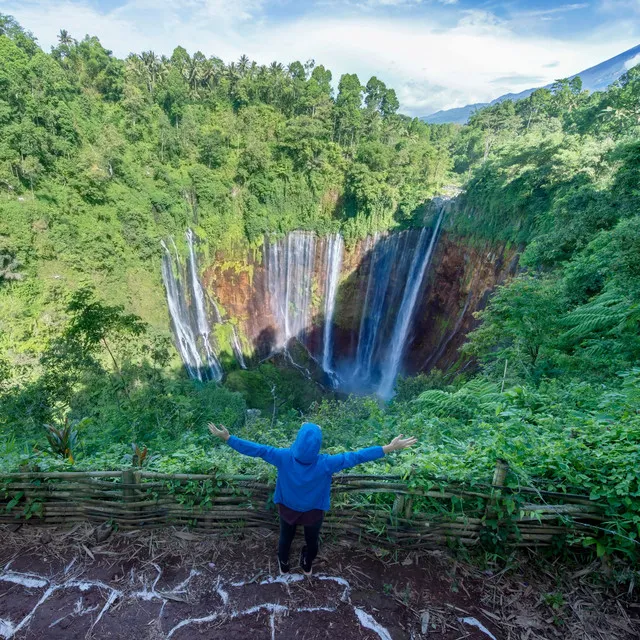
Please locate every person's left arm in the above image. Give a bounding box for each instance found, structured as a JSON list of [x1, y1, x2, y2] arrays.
[[208, 423, 285, 466], [324, 434, 417, 474]]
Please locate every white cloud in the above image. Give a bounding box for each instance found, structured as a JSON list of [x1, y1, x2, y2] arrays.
[[359, 0, 424, 6], [514, 3, 590, 18], [599, 0, 640, 12], [4, 0, 638, 115]]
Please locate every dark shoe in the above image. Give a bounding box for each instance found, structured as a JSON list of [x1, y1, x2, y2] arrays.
[[278, 558, 290, 574], [299, 546, 312, 576]]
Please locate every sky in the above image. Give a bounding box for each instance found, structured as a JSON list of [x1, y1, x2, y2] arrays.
[[4, 0, 640, 116]]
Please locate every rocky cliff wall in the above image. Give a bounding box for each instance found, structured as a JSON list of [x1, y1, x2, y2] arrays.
[[200, 231, 519, 382]]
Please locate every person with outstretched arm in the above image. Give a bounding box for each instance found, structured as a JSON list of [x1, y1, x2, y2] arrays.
[[208, 421, 417, 577]]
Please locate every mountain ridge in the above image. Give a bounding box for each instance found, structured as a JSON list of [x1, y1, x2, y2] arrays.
[[422, 43, 640, 125]]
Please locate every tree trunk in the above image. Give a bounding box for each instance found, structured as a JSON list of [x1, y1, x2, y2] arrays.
[[102, 337, 131, 400]]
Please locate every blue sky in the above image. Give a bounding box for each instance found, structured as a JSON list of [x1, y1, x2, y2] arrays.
[[5, 1, 640, 115]]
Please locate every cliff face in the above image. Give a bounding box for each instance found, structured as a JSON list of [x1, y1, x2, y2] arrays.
[[405, 233, 519, 374], [203, 251, 277, 358], [200, 231, 518, 381]]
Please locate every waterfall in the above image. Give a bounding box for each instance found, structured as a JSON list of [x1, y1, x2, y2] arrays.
[[352, 232, 403, 384], [321, 233, 344, 385], [231, 325, 247, 369], [163, 199, 447, 391], [161, 241, 205, 381], [377, 207, 445, 399], [266, 231, 316, 348], [186, 230, 223, 381], [209, 288, 246, 369], [161, 234, 223, 382], [187, 229, 208, 336]]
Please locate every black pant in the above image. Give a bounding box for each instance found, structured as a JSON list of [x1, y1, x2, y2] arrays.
[[278, 516, 323, 570]]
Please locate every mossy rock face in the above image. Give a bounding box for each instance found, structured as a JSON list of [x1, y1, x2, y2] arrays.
[[224, 362, 326, 413], [225, 369, 275, 412], [333, 275, 366, 332]]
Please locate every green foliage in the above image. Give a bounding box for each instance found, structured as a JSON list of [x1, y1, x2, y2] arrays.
[[465, 276, 565, 381], [393, 369, 451, 403], [40, 286, 149, 406], [413, 378, 500, 421], [224, 363, 323, 414], [455, 65, 640, 383]]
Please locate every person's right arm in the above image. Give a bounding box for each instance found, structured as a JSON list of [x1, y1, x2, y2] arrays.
[[324, 434, 417, 474], [208, 423, 285, 466], [382, 434, 417, 455]]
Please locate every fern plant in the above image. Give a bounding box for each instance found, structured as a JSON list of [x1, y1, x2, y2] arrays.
[[562, 288, 640, 365], [563, 288, 639, 341], [414, 379, 500, 420]]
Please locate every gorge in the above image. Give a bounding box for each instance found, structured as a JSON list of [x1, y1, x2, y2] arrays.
[[161, 198, 519, 399]]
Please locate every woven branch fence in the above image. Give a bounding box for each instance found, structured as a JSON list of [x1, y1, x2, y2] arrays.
[[0, 461, 605, 549]]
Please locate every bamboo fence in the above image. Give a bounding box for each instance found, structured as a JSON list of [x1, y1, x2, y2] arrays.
[[0, 461, 606, 549]]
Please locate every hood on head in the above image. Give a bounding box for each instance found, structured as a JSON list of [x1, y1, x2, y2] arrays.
[[291, 422, 322, 464]]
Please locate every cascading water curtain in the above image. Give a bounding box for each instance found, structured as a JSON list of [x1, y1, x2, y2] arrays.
[[162, 205, 446, 391], [321, 233, 344, 386], [352, 231, 404, 385], [263, 215, 445, 396], [161, 231, 223, 382], [265, 231, 317, 350], [377, 205, 445, 399]]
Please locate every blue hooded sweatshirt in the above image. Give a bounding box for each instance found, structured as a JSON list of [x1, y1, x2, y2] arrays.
[[227, 422, 385, 512]]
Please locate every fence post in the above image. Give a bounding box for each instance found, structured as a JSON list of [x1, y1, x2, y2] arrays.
[[392, 495, 405, 517], [122, 469, 136, 527], [492, 459, 509, 490], [403, 497, 414, 520], [486, 459, 509, 518], [122, 469, 135, 502]]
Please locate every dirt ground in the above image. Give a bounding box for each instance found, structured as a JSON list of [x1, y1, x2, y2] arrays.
[[0, 523, 637, 640]]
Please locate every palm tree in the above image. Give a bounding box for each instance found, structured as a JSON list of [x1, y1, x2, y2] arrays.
[[140, 51, 163, 92], [268, 62, 287, 109], [187, 52, 207, 95], [237, 54, 250, 77], [269, 61, 284, 76], [56, 29, 74, 61], [199, 58, 214, 90], [226, 62, 240, 90], [58, 29, 73, 46], [202, 56, 224, 89]]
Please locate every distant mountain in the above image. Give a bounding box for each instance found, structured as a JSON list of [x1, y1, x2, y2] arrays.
[[422, 44, 640, 125]]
